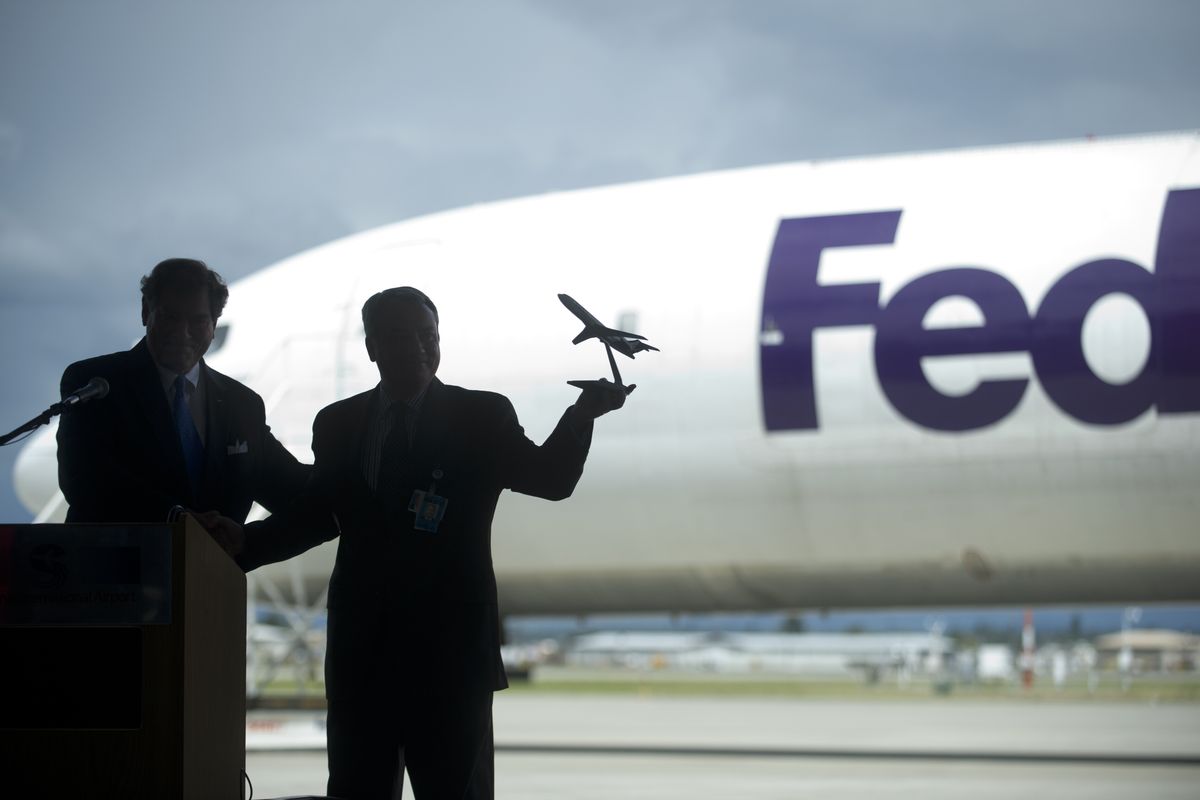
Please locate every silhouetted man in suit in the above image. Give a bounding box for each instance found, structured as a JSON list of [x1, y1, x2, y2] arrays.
[[56, 258, 308, 553], [238, 287, 624, 799]]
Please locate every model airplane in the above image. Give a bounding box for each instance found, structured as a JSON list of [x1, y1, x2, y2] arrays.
[[559, 293, 659, 395]]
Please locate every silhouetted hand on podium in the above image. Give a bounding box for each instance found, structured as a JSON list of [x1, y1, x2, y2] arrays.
[[191, 510, 245, 558]]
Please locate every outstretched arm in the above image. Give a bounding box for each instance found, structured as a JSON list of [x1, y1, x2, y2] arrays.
[[234, 408, 342, 571], [500, 383, 626, 500]]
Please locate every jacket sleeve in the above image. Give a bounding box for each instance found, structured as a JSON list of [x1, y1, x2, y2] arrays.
[[251, 417, 312, 515], [493, 397, 593, 501], [237, 407, 340, 571]]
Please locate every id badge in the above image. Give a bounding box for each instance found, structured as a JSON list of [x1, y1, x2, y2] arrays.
[[408, 489, 448, 533]]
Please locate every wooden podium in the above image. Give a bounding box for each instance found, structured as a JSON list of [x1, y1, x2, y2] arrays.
[[0, 518, 247, 799]]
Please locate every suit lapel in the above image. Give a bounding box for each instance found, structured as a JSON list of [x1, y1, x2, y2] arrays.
[[200, 361, 228, 509], [353, 388, 377, 476], [328, 388, 377, 510]]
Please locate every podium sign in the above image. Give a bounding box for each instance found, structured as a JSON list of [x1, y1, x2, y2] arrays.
[[0, 524, 172, 625], [0, 520, 246, 799]]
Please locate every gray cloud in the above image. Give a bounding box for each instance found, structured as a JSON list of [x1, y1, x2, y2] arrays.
[[0, 122, 19, 162]]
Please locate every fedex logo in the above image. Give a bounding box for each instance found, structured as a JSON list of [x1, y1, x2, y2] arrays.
[[760, 188, 1200, 432]]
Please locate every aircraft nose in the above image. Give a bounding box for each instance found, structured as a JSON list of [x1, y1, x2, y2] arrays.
[[13, 423, 61, 520]]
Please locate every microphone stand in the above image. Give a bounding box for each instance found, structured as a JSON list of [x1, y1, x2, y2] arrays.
[[0, 402, 70, 447]]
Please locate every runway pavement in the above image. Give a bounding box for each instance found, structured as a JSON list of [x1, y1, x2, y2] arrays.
[[245, 694, 1200, 799]]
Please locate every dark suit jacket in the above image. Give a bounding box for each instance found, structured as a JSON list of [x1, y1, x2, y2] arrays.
[[57, 338, 309, 525], [240, 377, 592, 694]]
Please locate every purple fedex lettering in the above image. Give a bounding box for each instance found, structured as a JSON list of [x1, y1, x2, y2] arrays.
[[1146, 188, 1200, 413], [875, 268, 1031, 431], [1030, 258, 1158, 424], [760, 188, 1200, 432], [760, 211, 899, 430]]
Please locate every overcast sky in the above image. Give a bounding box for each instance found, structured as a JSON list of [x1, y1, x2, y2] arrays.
[[2, 0, 1198, 522]]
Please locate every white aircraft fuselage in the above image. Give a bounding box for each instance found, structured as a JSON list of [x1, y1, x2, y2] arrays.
[[14, 131, 1200, 613]]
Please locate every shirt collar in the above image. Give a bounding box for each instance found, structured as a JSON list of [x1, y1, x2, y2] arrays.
[[157, 360, 202, 394], [378, 380, 428, 415]]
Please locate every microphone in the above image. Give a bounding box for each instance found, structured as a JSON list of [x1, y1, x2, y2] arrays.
[[57, 377, 110, 409], [1, 377, 111, 446]]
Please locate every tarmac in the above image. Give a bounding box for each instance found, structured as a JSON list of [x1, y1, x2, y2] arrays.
[[245, 693, 1200, 799]]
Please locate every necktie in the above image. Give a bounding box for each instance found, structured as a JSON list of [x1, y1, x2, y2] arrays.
[[377, 404, 409, 514], [174, 375, 205, 494]]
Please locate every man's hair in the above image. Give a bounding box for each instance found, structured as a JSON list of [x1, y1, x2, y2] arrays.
[[140, 258, 230, 322], [362, 287, 440, 337]]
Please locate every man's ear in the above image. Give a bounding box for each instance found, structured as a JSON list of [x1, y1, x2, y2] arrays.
[[365, 336, 377, 363], [141, 299, 150, 326]]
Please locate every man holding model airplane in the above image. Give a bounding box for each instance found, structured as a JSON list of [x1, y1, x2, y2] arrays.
[[238, 286, 636, 798]]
